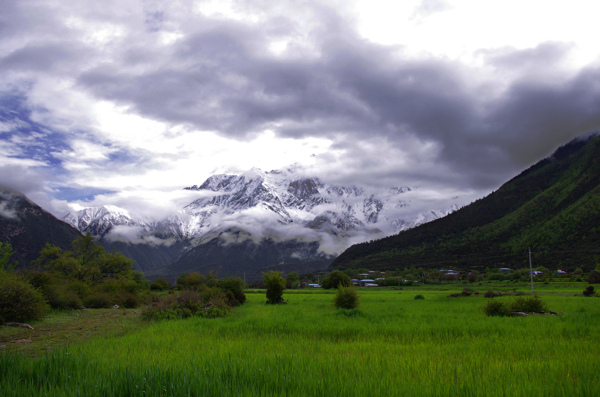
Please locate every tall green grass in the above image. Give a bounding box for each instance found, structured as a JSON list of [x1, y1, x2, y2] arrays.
[[2, 289, 599, 396]]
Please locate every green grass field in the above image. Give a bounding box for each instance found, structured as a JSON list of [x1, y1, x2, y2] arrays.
[[2, 282, 599, 396]]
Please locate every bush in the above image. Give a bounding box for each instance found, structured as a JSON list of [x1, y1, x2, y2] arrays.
[[414, 294, 425, 300], [334, 286, 360, 309], [588, 270, 600, 284], [0, 272, 50, 323], [583, 285, 596, 297], [83, 291, 115, 308], [43, 285, 83, 310], [322, 270, 351, 290], [510, 296, 548, 313], [484, 290, 502, 298], [150, 278, 171, 291], [141, 287, 230, 320], [216, 277, 246, 306], [263, 271, 286, 304], [461, 288, 474, 296], [482, 300, 510, 317], [482, 296, 549, 316], [116, 291, 142, 308]]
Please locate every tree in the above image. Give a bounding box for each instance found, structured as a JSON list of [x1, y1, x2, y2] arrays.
[[334, 285, 360, 309], [216, 277, 246, 306], [34, 234, 134, 283], [286, 271, 300, 289], [0, 241, 17, 271], [150, 278, 171, 291], [321, 270, 351, 289], [29, 235, 147, 310], [588, 270, 600, 284], [263, 271, 286, 304]]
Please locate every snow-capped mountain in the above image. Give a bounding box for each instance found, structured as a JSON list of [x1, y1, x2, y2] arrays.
[[63, 205, 149, 237], [63, 165, 464, 277]]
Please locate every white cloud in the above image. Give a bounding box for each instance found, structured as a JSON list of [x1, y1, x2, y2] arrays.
[[0, 201, 19, 220], [1, 0, 599, 224], [353, 0, 600, 68], [105, 224, 177, 246]]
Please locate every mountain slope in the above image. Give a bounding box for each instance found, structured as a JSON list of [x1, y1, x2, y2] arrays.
[[146, 237, 334, 283], [331, 134, 600, 272], [0, 188, 82, 267]]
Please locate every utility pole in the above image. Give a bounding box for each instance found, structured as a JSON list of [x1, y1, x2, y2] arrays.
[[529, 247, 534, 294]]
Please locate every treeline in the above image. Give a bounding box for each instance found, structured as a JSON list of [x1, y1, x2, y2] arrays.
[[0, 236, 246, 324]]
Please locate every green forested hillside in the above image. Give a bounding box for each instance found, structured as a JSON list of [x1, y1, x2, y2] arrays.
[[331, 135, 600, 272]]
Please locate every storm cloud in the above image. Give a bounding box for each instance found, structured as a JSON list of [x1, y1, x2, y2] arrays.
[[1, 0, 599, 217]]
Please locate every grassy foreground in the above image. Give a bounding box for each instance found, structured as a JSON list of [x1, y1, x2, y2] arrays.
[[1, 283, 600, 396]]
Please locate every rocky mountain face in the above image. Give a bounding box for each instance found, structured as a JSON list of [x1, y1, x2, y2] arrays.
[[63, 165, 464, 278], [0, 188, 81, 268]]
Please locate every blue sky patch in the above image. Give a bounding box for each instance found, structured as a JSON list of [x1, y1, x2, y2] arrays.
[[54, 186, 117, 202]]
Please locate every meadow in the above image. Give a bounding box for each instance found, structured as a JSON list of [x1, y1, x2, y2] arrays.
[[1, 282, 599, 396]]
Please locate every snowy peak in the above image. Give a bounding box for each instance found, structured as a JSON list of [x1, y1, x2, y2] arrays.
[[63, 205, 145, 237], [66, 165, 463, 256]]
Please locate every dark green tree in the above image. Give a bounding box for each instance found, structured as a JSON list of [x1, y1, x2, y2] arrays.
[[0, 241, 17, 271], [285, 271, 300, 289], [321, 270, 351, 289], [263, 270, 286, 304], [29, 235, 146, 310], [216, 277, 246, 306], [150, 278, 171, 291], [334, 285, 360, 309]]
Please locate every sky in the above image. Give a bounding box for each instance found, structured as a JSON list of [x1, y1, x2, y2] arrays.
[[1, 0, 600, 219]]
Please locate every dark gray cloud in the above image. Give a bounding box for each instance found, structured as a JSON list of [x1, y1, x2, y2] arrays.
[[1, 0, 599, 208], [71, 8, 600, 192]]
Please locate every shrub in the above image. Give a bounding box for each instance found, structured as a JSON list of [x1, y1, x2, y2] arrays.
[[263, 271, 286, 304], [322, 270, 351, 290], [461, 288, 474, 296], [482, 300, 510, 316], [334, 286, 360, 309], [0, 272, 50, 323], [66, 280, 90, 298], [484, 290, 502, 298], [43, 285, 83, 310], [414, 294, 425, 300], [216, 277, 246, 306], [150, 278, 171, 291], [583, 285, 595, 297], [83, 291, 115, 308], [588, 270, 600, 284], [510, 296, 548, 313], [116, 291, 142, 308], [141, 287, 230, 320]]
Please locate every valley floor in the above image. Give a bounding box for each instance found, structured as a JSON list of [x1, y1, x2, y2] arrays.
[[1, 282, 599, 396]]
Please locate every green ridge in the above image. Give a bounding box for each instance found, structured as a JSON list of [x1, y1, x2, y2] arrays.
[[332, 135, 600, 272]]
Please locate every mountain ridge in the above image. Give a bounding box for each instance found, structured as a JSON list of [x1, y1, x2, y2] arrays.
[[331, 133, 600, 272], [63, 165, 464, 276], [0, 189, 82, 267]]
